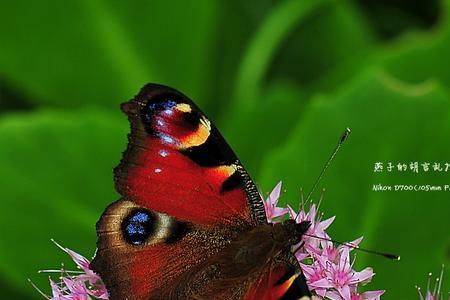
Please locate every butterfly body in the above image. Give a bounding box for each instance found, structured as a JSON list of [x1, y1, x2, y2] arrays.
[[174, 220, 310, 299], [91, 84, 311, 299]]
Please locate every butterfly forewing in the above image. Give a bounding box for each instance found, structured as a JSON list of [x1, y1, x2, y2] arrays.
[[114, 84, 266, 225]]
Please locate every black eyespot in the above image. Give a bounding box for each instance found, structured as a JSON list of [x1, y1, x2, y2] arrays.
[[121, 209, 155, 245]]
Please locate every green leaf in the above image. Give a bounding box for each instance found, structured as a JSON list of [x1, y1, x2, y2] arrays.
[[313, 0, 450, 95], [258, 68, 450, 298], [382, 27, 450, 89], [0, 108, 127, 298], [222, 0, 374, 174], [0, 0, 219, 108], [221, 80, 307, 176], [224, 0, 375, 124], [2, 1, 450, 299], [268, 0, 375, 93], [229, 0, 327, 113]]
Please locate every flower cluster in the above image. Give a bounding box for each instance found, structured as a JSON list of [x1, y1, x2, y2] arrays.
[[33, 240, 108, 300], [37, 182, 449, 300], [263, 182, 384, 300]]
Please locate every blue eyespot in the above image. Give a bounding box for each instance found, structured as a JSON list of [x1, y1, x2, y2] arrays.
[[147, 99, 176, 114], [141, 97, 178, 134], [121, 209, 155, 245]]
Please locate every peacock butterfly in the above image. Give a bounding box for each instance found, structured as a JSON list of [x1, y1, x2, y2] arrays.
[[91, 83, 312, 299]]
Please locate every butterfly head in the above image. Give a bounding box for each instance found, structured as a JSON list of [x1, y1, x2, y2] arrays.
[[279, 219, 311, 246], [272, 219, 311, 248]]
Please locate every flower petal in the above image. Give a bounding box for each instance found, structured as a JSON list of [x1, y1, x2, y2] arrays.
[[351, 267, 374, 284], [268, 181, 282, 206], [361, 290, 385, 300]]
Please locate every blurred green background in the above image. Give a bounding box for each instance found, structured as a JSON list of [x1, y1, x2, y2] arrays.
[[1, 0, 449, 299]]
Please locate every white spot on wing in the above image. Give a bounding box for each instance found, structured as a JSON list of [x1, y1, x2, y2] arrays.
[[160, 134, 175, 144], [159, 150, 169, 157], [156, 119, 165, 127], [163, 109, 173, 115]]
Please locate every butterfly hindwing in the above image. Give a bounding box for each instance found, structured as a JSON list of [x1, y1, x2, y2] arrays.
[[245, 263, 311, 300], [93, 199, 249, 299]]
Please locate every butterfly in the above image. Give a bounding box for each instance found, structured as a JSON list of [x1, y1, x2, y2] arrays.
[[91, 83, 312, 300]]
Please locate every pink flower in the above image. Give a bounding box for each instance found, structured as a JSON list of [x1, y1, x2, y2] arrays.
[[288, 202, 335, 261], [301, 254, 329, 297], [299, 245, 382, 300], [263, 182, 384, 300], [32, 240, 108, 300], [327, 287, 384, 300], [326, 248, 377, 299], [263, 181, 289, 222], [350, 290, 385, 300]]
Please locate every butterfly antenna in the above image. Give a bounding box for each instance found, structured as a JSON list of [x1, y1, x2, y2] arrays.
[[305, 128, 351, 203], [302, 233, 400, 260], [295, 128, 350, 221]]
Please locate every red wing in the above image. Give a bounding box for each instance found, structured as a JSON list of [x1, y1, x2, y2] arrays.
[[245, 263, 311, 300], [91, 84, 267, 299], [91, 199, 241, 299], [115, 83, 266, 225]]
